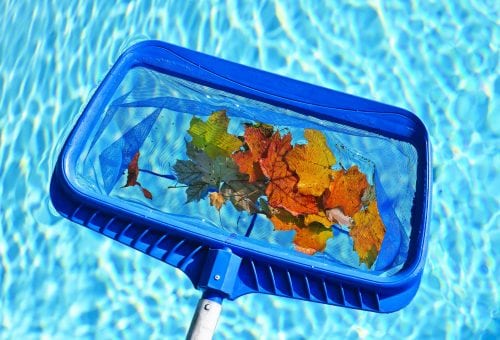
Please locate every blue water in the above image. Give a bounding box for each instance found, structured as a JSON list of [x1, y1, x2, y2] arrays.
[[0, 1, 498, 339]]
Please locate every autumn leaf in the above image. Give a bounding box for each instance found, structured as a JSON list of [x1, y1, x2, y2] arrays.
[[361, 185, 376, 207], [209, 192, 225, 211], [124, 152, 140, 187], [188, 110, 243, 158], [325, 208, 353, 226], [304, 208, 353, 228], [285, 129, 336, 196], [323, 166, 369, 216], [184, 181, 212, 203], [173, 141, 248, 202], [259, 132, 318, 216], [173, 142, 246, 203], [186, 142, 242, 184], [304, 211, 332, 228], [294, 223, 333, 255], [232, 125, 273, 182], [260, 199, 333, 254], [220, 180, 265, 214], [173, 159, 205, 186], [141, 188, 153, 200], [350, 200, 386, 268], [123, 152, 153, 200], [269, 209, 302, 231]]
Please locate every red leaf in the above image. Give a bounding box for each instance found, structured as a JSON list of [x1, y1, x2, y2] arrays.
[[123, 151, 153, 200], [259, 132, 318, 216], [141, 188, 153, 200], [232, 125, 272, 182], [124, 152, 140, 187]]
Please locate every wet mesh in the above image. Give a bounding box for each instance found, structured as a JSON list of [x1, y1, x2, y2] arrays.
[[76, 67, 417, 276]]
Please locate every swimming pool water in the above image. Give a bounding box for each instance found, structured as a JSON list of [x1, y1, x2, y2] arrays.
[[1, 0, 498, 339]]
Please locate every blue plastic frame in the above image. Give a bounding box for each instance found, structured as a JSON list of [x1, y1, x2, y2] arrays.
[[50, 41, 431, 313]]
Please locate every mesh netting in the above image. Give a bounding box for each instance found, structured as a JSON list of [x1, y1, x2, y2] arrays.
[[76, 67, 417, 276]]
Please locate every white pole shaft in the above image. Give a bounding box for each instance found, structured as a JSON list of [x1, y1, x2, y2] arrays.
[[186, 298, 222, 340]]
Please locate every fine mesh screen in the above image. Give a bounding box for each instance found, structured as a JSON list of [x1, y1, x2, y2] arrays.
[[75, 67, 418, 276]]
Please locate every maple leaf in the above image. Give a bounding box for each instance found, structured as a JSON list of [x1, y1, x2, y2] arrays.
[[323, 166, 369, 216], [173, 159, 205, 185], [260, 199, 334, 254], [220, 180, 265, 214], [188, 110, 242, 159], [209, 192, 225, 211], [294, 223, 333, 255], [285, 129, 336, 196], [232, 124, 273, 182], [262, 203, 303, 231], [259, 132, 318, 216], [350, 200, 386, 268], [123, 152, 153, 200], [184, 181, 212, 203], [173, 142, 249, 203]]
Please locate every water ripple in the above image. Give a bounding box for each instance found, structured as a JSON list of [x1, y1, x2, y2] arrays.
[[0, 0, 498, 338]]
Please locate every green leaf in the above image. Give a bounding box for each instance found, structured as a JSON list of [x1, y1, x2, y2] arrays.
[[188, 110, 243, 159], [186, 181, 213, 203], [173, 141, 251, 203], [172, 159, 203, 185]]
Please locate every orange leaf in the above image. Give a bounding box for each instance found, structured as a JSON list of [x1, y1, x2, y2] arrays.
[[209, 192, 225, 211], [294, 223, 333, 254], [323, 166, 369, 216], [286, 129, 336, 196], [350, 200, 386, 268], [232, 125, 272, 182], [259, 132, 318, 216], [261, 200, 333, 255], [268, 207, 302, 231]]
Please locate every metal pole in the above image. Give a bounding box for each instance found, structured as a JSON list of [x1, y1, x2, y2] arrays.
[[186, 294, 223, 340]]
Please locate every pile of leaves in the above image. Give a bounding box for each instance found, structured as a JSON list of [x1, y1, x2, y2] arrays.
[[128, 110, 386, 268]]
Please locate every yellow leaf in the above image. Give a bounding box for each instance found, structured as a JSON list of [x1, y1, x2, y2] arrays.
[[188, 110, 243, 158], [209, 192, 225, 211], [304, 211, 332, 228], [285, 129, 336, 196], [350, 200, 386, 268]]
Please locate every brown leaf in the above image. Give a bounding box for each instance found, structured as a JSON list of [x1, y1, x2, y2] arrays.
[[209, 192, 225, 211]]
